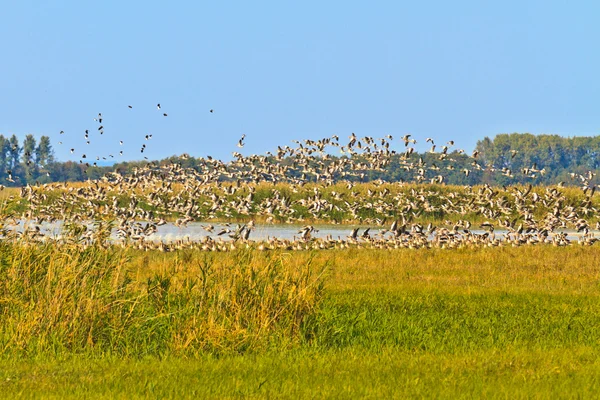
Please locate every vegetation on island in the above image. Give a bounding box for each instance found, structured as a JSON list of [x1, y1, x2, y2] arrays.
[[2, 132, 600, 187]]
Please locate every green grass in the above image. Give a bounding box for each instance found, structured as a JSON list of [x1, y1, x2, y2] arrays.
[[1, 244, 600, 397], [2, 348, 600, 398], [306, 291, 600, 352]]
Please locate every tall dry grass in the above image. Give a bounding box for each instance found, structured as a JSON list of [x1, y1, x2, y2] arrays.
[[0, 240, 327, 358]]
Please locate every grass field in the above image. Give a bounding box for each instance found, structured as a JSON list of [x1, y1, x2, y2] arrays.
[[1, 244, 599, 398]]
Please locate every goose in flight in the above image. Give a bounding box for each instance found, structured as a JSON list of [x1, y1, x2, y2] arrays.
[[237, 134, 246, 148]]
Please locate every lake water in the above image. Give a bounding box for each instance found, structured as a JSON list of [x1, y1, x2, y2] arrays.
[[17, 220, 369, 241], [15, 220, 586, 242]]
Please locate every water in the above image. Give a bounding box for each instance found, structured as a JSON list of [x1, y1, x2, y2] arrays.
[[14, 220, 587, 243], [147, 222, 367, 242], [14, 220, 367, 242]]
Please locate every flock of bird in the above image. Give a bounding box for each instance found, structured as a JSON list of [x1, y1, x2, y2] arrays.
[[3, 104, 600, 252], [59, 104, 171, 165]]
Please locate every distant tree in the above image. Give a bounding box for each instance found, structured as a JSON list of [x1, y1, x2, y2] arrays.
[[35, 135, 54, 168], [22, 134, 38, 182], [0, 135, 6, 182], [8, 135, 20, 170], [7, 135, 22, 185], [65, 161, 85, 181]]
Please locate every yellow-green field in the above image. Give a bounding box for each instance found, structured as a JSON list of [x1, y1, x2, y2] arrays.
[[0, 241, 599, 398]]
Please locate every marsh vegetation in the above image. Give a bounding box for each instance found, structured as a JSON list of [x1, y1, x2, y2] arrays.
[[0, 239, 599, 397]]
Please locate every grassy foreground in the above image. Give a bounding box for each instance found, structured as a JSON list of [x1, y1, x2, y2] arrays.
[[3, 347, 600, 398], [2, 245, 600, 398]]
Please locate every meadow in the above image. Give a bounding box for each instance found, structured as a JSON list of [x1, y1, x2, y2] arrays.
[[0, 240, 599, 398]]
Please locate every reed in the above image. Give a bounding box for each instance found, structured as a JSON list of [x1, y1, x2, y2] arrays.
[[0, 241, 327, 358]]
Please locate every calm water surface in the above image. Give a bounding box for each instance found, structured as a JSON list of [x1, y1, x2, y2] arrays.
[[16, 221, 586, 242]]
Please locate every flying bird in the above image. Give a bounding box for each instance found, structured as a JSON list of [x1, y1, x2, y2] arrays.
[[236, 134, 247, 148]]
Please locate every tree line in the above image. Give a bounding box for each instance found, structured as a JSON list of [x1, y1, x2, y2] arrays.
[[1, 133, 598, 187], [474, 133, 600, 186], [0, 134, 54, 185]]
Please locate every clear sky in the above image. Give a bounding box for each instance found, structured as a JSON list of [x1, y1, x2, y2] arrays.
[[1, 0, 599, 163]]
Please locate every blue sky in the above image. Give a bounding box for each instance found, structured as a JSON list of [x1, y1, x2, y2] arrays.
[[1, 0, 598, 162]]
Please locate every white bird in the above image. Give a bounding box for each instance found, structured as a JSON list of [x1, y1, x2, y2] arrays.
[[237, 134, 246, 148]]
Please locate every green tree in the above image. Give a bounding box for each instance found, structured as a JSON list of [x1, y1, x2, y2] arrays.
[[0, 135, 7, 182], [22, 134, 38, 182], [7, 135, 22, 185], [35, 135, 54, 168]]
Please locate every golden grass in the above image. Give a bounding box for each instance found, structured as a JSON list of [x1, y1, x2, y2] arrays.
[[134, 245, 600, 296], [0, 242, 327, 357]]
